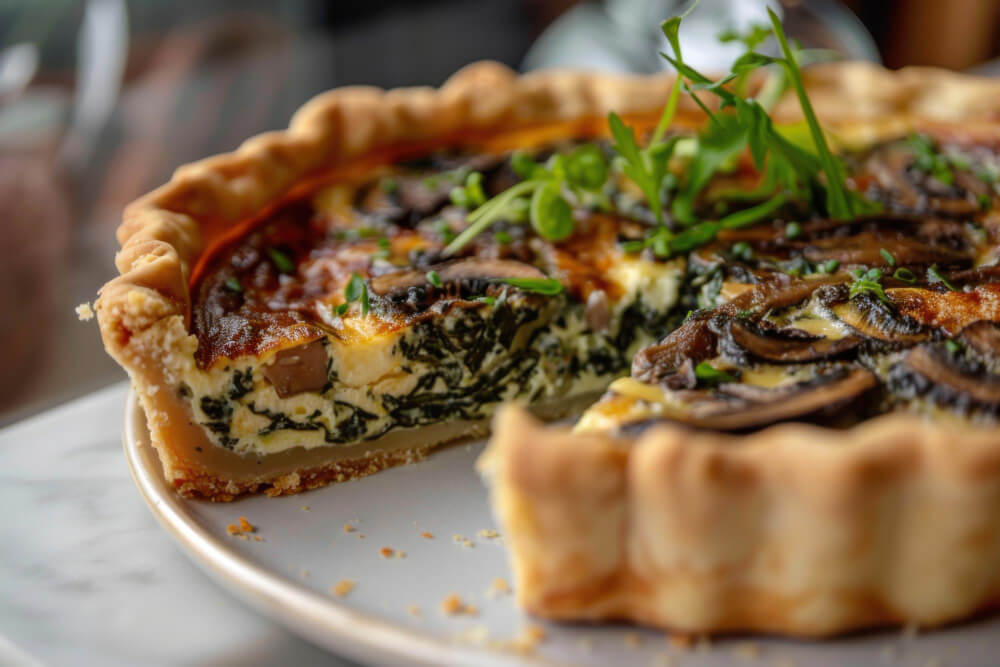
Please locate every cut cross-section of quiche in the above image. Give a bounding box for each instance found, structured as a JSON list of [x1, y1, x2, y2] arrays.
[[97, 63, 696, 500]]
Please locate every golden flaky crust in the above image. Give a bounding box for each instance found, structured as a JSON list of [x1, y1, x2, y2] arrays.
[[481, 406, 1000, 637], [97, 61, 1000, 502]]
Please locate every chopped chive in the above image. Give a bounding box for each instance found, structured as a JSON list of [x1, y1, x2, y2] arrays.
[[927, 265, 957, 291], [267, 248, 295, 274], [426, 271, 443, 288], [694, 361, 736, 386], [880, 248, 895, 266], [499, 277, 563, 296], [224, 277, 243, 294], [344, 273, 370, 317], [892, 267, 916, 283], [821, 259, 840, 274]]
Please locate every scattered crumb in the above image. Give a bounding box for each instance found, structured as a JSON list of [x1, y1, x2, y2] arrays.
[[253, 536, 263, 542], [75, 302, 95, 321], [300, 505, 310, 511], [507, 624, 546, 654], [733, 642, 760, 660], [357, 533, 366, 539], [407, 604, 422, 618], [667, 634, 693, 650], [225, 517, 257, 539], [226, 524, 241, 536], [487, 577, 511, 598], [624, 632, 642, 648], [478, 529, 500, 539], [396, 550, 407, 559], [440, 593, 477, 616], [238, 517, 255, 533], [343, 523, 355, 533], [331, 579, 356, 597], [380, 547, 395, 558], [421, 532, 434, 539]]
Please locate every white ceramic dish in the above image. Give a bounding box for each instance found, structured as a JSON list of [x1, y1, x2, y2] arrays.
[[124, 390, 1000, 666]]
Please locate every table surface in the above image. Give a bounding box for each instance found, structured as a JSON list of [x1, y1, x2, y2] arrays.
[[0, 382, 357, 667]]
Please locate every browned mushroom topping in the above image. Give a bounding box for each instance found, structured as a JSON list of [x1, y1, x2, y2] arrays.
[[631, 314, 717, 384], [959, 320, 1000, 356], [584, 289, 611, 333], [723, 319, 861, 363], [832, 297, 930, 344], [662, 367, 878, 431], [903, 345, 1000, 405], [369, 258, 544, 299], [261, 339, 329, 398]]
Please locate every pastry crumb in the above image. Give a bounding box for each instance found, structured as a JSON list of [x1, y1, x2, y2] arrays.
[[478, 529, 500, 539], [379, 547, 395, 558], [357, 533, 366, 539], [343, 523, 355, 533], [396, 550, 406, 559], [508, 624, 546, 654], [238, 516, 256, 533], [331, 579, 356, 597], [75, 302, 95, 321], [226, 524, 240, 536], [624, 632, 641, 648], [420, 532, 434, 539], [300, 505, 310, 511], [226, 517, 256, 539], [440, 593, 477, 616], [487, 577, 511, 598]]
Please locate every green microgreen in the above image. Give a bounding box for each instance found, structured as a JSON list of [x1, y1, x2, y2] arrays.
[[499, 277, 563, 296], [344, 272, 371, 317], [820, 259, 840, 274], [849, 267, 889, 303], [267, 248, 295, 274], [906, 134, 955, 186], [880, 248, 896, 266], [426, 270, 443, 288], [494, 230, 513, 245], [442, 146, 609, 256], [927, 264, 957, 291], [694, 361, 736, 386], [892, 267, 916, 283], [450, 171, 487, 209], [224, 277, 243, 294]]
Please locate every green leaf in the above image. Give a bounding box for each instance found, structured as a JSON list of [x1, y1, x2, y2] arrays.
[[669, 221, 720, 253], [672, 114, 748, 224], [719, 194, 787, 229], [224, 277, 243, 294], [880, 248, 896, 266], [530, 182, 574, 241], [564, 144, 608, 190], [267, 248, 295, 274], [426, 270, 443, 287], [500, 277, 564, 296], [694, 361, 735, 386], [344, 273, 370, 316], [609, 112, 665, 225]]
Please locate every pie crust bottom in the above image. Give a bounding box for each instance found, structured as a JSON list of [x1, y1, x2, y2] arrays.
[[479, 405, 1000, 637]]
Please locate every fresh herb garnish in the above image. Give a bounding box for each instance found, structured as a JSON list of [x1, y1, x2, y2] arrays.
[[731, 241, 753, 261], [442, 145, 609, 256], [373, 237, 391, 260], [927, 264, 957, 291], [474, 295, 496, 306], [849, 267, 889, 303], [344, 272, 371, 316], [449, 171, 487, 209], [880, 248, 896, 266], [820, 259, 840, 274], [499, 277, 563, 296], [224, 277, 243, 294], [493, 230, 513, 245], [944, 339, 964, 355], [694, 361, 736, 386], [426, 270, 443, 288], [892, 267, 916, 283], [906, 134, 955, 186], [267, 248, 295, 274]]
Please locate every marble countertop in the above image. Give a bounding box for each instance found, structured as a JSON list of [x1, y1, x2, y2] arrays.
[[0, 382, 355, 667]]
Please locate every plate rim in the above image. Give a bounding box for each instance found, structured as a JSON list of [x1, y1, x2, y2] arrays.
[[122, 388, 532, 667]]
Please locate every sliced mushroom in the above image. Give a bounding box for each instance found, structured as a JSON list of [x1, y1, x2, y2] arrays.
[[960, 320, 1000, 356], [631, 314, 717, 384], [902, 345, 1000, 405], [722, 319, 861, 363], [831, 296, 930, 344], [262, 339, 329, 398], [370, 258, 545, 302]]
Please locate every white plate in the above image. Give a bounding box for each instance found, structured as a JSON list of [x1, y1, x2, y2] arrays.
[[124, 390, 1000, 666]]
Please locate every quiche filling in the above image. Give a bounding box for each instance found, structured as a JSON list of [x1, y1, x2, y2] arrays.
[[188, 143, 685, 455]]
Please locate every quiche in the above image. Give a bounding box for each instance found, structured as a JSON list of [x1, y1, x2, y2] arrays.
[[96, 12, 1000, 636]]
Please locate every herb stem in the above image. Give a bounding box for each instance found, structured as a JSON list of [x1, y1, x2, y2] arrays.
[[443, 180, 539, 256]]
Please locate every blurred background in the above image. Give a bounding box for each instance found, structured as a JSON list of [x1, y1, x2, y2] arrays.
[[0, 0, 997, 423]]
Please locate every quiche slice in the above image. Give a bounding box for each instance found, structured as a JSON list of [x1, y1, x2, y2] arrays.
[[97, 64, 695, 500]]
